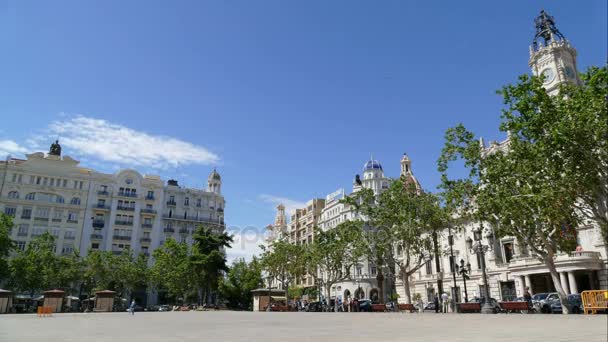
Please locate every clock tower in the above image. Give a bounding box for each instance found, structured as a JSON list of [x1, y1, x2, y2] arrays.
[[529, 10, 582, 96]]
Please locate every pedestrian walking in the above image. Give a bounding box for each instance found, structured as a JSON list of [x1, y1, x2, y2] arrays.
[[129, 299, 136, 316], [441, 293, 449, 313], [434, 295, 440, 313], [523, 287, 532, 309]]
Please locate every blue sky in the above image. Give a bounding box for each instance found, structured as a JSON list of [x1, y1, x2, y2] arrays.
[[1, 1, 606, 259]]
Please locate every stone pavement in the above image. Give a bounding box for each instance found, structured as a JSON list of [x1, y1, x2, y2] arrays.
[[0, 311, 606, 342]]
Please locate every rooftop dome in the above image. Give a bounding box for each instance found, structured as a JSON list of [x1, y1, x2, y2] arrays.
[[209, 169, 221, 181], [363, 160, 383, 171]]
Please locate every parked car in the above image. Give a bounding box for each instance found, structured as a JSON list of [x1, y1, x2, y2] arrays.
[[125, 305, 144, 312], [538, 293, 559, 313], [550, 294, 583, 314], [146, 305, 159, 312], [423, 302, 436, 311], [357, 299, 372, 312], [159, 305, 172, 312], [305, 301, 322, 312]]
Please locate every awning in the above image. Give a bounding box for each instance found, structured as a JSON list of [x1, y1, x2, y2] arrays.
[[271, 296, 286, 300]]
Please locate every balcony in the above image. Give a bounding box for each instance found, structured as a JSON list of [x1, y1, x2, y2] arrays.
[[112, 235, 132, 241], [117, 192, 138, 198], [97, 190, 109, 196], [93, 220, 105, 228], [142, 223, 153, 229], [67, 219, 78, 224], [508, 251, 604, 273], [163, 227, 175, 233], [90, 233, 103, 240], [179, 229, 189, 234], [140, 237, 152, 243], [17, 232, 28, 237], [34, 217, 49, 221], [114, 220, 133, 226], [166, 200, 176, 206], [93, 204, 110, 211], [117, 206, 135, 212], [145, 195, 155, 201], [20, 214, 31, 219], [217, 208, 224, 213], [162, 214, 224, 225], [64, 236, 76, 240], [141, 209, 157, 215]]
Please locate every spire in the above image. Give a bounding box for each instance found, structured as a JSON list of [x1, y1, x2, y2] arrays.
[[532, 10, 566, 51]]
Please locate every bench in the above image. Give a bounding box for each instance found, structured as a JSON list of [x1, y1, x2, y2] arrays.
[[499, 301, 530, 313], [457, 302, 481, 313], [398, 304, 416, 313], [371, 304, 386, 312]]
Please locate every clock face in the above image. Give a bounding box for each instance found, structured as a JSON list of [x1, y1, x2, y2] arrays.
[[541, 68, 555, 84], [565, 66, 575, 79]]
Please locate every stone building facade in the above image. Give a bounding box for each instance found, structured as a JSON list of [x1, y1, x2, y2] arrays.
[[0, 145, 226, 282], [396, 11, 607, 305]]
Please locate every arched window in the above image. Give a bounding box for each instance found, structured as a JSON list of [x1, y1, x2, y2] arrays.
[[8, 191, 19, 199], [25, 193, 36, 200], [70, 197, 81, 205]]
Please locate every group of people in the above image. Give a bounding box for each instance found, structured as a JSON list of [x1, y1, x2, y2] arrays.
[[433, 292, 451, 313]]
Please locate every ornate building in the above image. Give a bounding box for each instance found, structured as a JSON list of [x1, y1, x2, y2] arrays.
[[398, 11, 607, 305], [0, 141, 226, 303]]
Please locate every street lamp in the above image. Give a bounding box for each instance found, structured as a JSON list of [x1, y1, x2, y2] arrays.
[[458, 259, 471, 303], [447, 224, 458, 310], [466, 226, 495, 314]]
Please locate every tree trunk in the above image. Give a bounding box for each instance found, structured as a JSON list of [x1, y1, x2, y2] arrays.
[[432, 230, 443, 295], [376, 272, 385, 304], [544, 256, 570, 314], [325, 284, 332, 312], [402, 269, 412, 304]]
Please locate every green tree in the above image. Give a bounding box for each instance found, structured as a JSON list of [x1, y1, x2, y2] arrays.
[[8, 232, 59, 295], [438, 67, 607, 314], [372, 179, 443, 304], [342, 190, 396, 304], [190, 226, 233, 305], [306, 221, 364, 311], [0, 213, 14, 283], [150, 239, 194, 304], [218, 257, 263, 310], [113, 250, 149, 299], [81, 250, 115, 296], [260, 239, 306, 307]]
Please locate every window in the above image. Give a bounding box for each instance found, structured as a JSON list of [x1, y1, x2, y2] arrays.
[[43, 177, 48, 186], [147, 191, 154, 199], [8, 191, 19, 199], [18, 224, 29, 236], [184, 197, 189, 206], [425, 258, 433, 275], [64, 230, 76, 240], [36, 176, 41, 185], [21, 208, 32, 219], [370, 266, 377, 276], [449, 256, 456, 273], [196, 198, 201, 207], [4, 207, 16, 217], [11, 173, 17, 182], [25, 193, 35, 200], [98, 199, 106, 206], [15, 241, 26, 251], [67, 212, 78, 222], [50, 178, 54, 186], [53, 210, 63, 220], [62, 179, 67, 187], [91, 243, 99, 249], [70, 197, 81, 205], [170, 195, 175, 202], [476, 252, 483, 270], [503, 242, 514, 263]]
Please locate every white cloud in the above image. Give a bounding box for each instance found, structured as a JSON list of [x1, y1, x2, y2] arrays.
[[45, 115, 219, 169], [0, 140, 29, 158], [225, 227, 265, 263], [259, 194, 306, 215]]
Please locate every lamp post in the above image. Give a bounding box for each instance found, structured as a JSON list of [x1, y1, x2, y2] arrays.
[[458, 259, 471, 303], [447, 225, 458, 309], [466, 226, 495, 314]]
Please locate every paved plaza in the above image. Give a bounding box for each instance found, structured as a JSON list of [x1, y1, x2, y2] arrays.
[[0, 311, 606, 342]]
